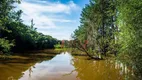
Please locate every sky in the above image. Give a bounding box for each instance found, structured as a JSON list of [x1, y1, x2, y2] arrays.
[[17, 0, 89, 40]]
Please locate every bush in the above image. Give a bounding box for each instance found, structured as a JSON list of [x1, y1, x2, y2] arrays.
[[0, 38, 14, 53]]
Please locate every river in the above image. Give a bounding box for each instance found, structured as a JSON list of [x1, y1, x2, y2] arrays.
[[0, 50, 133, 80]]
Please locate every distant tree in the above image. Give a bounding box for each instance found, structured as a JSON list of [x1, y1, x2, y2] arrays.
[[0, 0, 59, 53]]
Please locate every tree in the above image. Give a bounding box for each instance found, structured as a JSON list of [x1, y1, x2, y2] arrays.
[[73, 0, 117, 59], [117, 0, 142, 79], [73, 0, 142, 78], [0, 0, 20, 53], [0, 0, 59, 53]]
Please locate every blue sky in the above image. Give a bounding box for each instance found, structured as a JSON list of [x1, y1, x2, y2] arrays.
[[18, 0, 89, 40]]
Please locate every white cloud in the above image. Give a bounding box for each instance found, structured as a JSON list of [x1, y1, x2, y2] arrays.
[[17, 0, 80, 40], [19, 1, 78, 14], [18, 0, 79, 28]]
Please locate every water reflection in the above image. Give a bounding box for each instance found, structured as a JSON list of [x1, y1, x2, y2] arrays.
[[20, 52, 76, 80], [72, 56, 123, 80], [0, 62, 35, 80], [0, 53, 54, 80], [0, 51, 133, 80]]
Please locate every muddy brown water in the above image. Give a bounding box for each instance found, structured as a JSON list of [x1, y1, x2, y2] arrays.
[[0, 51, 133, 80]]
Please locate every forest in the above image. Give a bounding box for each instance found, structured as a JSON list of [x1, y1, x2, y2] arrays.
[[0, 0, 59, 53], [72, 0, 142, 79], [0, 0, 142, 80]]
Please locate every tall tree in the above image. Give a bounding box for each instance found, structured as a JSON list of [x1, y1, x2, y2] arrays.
[[117, 0, 142, 79], [73, 0, 117, 59]]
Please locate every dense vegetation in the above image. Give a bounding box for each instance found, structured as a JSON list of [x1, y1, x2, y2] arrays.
[[0, 0, 58, 53], [72, 0, 142, 79], [0, 0, 142, 79]]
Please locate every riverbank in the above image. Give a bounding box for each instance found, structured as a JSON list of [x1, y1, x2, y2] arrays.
[[0, 48, 118, 62], [0, 49, 62, 63]]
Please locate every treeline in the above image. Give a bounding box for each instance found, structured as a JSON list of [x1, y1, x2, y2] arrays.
[[72, 0, 142, 79], [0, 0, 58, 53]]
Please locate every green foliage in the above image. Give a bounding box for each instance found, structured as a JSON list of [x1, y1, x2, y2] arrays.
[[54, 42, 61, 49], [117, 0, 142, 79], [0, 0, 59, 53], [73, 0, 142, 78], [73, 0, 117, 58], [0, 38, 14, 53]]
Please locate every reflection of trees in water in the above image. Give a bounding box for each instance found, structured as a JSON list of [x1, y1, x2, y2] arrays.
[[28, 66, 36, 79], [29, 67, 32, 78], [72, 56, 133, 80], [0, 62, 36, 80], [8, 76, 16, 80], [115, 61, 134, 80], [0, 50, 56, 80]]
